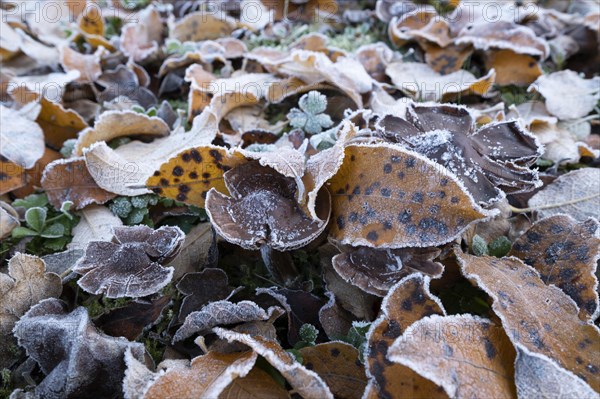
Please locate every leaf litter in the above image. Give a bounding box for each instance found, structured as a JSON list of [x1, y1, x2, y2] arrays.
[[1, 1, 599, 398]]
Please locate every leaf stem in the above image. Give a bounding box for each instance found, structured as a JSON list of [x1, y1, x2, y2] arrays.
[[509, 193, 599, 214]]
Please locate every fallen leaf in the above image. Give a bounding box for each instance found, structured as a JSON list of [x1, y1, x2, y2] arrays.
[[388, 314, 517, 399], [299, 342, 367, 399], [527, 168, 600, 221], [173, 300, 283, 343], [0, 159, 26, 195], [120, 5, 163, 62], [0, 103, 45, 168], [13, 298, 146, 399], [484, 49, 542, 86], [68, 205, 123, 250], [328, 143, 494, 248], [41, 158, 116, 210], [214, 328, 334, 399], [364, 274, 446, 399], [529, 70, 600, 120], [176, 268, 237, 322], [168, 222, 215, 280], [219, 366, 292, 399], [206, 162, 330, 251], [169, 11, 237, 42], [332, 246, 443, 296], [73, 225, 185, 298], [457, 250, 600, 393], [97, 296, 170, 340], [0, 202, 20, 239], [509, 215, 600, 321], [0, 253, 62, 368]]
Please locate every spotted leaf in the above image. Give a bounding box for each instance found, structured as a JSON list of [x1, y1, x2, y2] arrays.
[[327, 143, 494, 248]]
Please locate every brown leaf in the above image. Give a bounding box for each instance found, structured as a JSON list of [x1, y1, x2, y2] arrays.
[[457, 251, 600, 392], [484, 49, 542, 86], [0, 159, 26, 195], [219, 367, 291, 399], [0, 253, 62, 368], [206, 162, 330, 251], [328, 143, 493, 248], [168, 222, 215, 280], [365, 274, 446, 399], [68, 205, 123, 250], [509, 215, 600, 322], [169, 11, 237, 42], [332, 246, 443, 296], [41, 158, 116, 210], [97, 296, 170, 340], [173, 300, 283, 343], [388, 314, 517, 399], [73, 225, 184, 298], [214, 328, 334, 399], [299, 342, 367, 399], [176, 268, 237, 322], [120, 5, 163, 62], [14, 298, 146, 399]]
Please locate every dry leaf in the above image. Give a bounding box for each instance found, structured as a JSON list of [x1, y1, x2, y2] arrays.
[[120, 5, 163, 62], [173, 300, 283, 343], [529, 70, 600, 120], [457, 250, 600, 393], [73, 225, 184, 298], [332, 246, 443, 296], [388, 314, 517, 399], [0, 202, 19, 239], [528, 168, 600, 221], [97, 296, 170, 340], [484, 49, 543, 86], [509, 215, 600, 321], [214, 328, 334, 399], [0, 159, 26, 195], [219, 366, 291, 399], [328, 143, 494, 248], [169, 11, 237, 42], [386, 62, 495, 102], [168, 222, 215, 280], [14, 298, 146, 399], [365, 273, 446, 399], [299, 342, 367, 399], [0, 253, 62, 368], [0, 103, 44, 168], [206, 162, 329, 251], [41, 158, 116, 210], [68, 205, 123, 250], [176, 268, 237, 322]]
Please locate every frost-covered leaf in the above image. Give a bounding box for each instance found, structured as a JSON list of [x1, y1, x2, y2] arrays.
[[69, 205, 123, 250], [0, 202, 20, 239], [120, 5, 163, 62], [206, 162, 329, 251], [388, 314, 517, 399], [176, 268, 238, 322], [386, 62, 496, 102], [529, 70, 600, 120], [328, 143, 494, 248], [484, 49, 543, 86], [528, 168, 600, 221], [364, 274, 446, 399], [377, 103, 542, 205], [0, 104, 44, 169], [0, 253, 61, 368], [214, 328, 334, 399], [13, 298, 146, 399], [173, 300, 283, 343], [73, 225, 184, 298], [332, 246, 443, 296], [457, 251, 600, 393], [299, 342, 367, 399], [509, 215, 600, 321], [41, 158, 116, 210], [288, 91, 334, 134], [146, 145, 246, 207]]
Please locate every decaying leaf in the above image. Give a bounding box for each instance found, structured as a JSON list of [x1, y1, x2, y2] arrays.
[[214, 328, 334, 399], [0, 253, 62, 368], [0, 103, 45, 169], [457, 251, 600, 393], [364, 273, 446, 399], [328, 143, 494, 248], [73, 225, 185, 298], [0, 159, 26, 195], [14, 298, 146, 398], [509, 215, 600, 321], [528, 168, 600, 221], [68, 205, 123, 250], [388, 314, 517, 399], [97, 296, 171, 340], [332, 246, 443, 296], [176, 268, 237, 322], [386, 62, 496, 102], [299, 342, 367, 399], [376, 103, 542, 205], [206, 162, 330, 251], [41, 158, 116, 210], [219, 366, 292, 399], [173, 300, 283, 343], [168, 222, 215, 280], [529, 70, 600, 120]]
